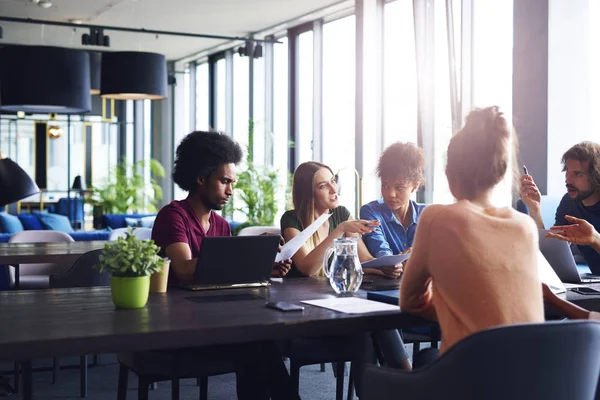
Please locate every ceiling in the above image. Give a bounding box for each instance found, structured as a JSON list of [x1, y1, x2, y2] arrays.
[[0, 0, 348, 60]]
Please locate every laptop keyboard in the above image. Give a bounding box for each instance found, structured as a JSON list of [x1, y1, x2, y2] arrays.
[[580, 273, 600, 283]]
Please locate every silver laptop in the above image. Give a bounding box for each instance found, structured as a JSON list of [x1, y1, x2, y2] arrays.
[[178, 235, 280, 291], [538, 230, 600, 284]]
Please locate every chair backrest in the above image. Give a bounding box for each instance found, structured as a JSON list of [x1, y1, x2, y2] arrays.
[[49, 249, 110, 288], [237, 226, 280, 236], [362, 321, 600, 400], [56, 197, 84, 222], [7, 230, 75, 278], [8, 230, 74, 244], [109, 227, 153, 241]]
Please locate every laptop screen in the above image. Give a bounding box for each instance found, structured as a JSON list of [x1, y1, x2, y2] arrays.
[[193, 235, 281, 285]]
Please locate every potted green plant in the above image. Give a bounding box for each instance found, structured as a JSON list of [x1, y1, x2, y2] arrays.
[[94, 228, 165, 309]]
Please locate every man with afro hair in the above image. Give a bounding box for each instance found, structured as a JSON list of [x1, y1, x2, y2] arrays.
[[152, 131, 297, 400]]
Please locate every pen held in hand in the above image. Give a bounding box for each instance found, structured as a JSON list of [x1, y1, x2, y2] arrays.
[[523, 165, 529, 175]]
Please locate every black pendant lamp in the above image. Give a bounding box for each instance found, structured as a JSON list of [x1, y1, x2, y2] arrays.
[[89, 51, 102, 95], [0, 46, 91, 114], [100, 51, 167, 100], [0, 155, 40, 206]]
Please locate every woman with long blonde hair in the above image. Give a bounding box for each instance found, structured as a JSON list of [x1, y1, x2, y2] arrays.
[[281, 161, 403, 278], [281, 161, 412, 373]]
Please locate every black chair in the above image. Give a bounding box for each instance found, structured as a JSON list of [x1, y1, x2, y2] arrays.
[[284, 336, 359, 400], [362, 321, 600, 400], [49, 249, 109, 288], [15, 250, 109, 398], [117, 348, 238, 400]]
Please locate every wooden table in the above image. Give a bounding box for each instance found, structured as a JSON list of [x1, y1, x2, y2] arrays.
[[0, 277, 430, 399], [0, 241, 108, 289], [0, 278, 428, 363]]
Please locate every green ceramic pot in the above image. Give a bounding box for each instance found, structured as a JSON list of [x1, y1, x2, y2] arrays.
[[110, 276, 150, 309]]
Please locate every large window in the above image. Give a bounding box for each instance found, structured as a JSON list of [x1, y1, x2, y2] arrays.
[[233, 53, 250, 152], [297, 30, 314, 164], [471, 0, 513, 205], [196, 63, 210, 131], [323, 15, 357, 215], [383, 0, 418, 146], [430, 0, 458, 205], [253, 52, 266, 165], [214, 58, 227, 131], [273, 37, 290, 216]]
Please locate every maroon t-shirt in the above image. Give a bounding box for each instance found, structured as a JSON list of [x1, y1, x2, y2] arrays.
[[152, 199, 231, 285]]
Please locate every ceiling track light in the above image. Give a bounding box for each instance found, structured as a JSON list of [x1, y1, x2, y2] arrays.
[[82, 28, 110, 47], [237, 41, 263, 59]]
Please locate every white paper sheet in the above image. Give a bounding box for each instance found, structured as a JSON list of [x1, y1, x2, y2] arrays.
[[301, 297, 399, 314], [538, 250, 566, 294], [361, 254, 411, 270], [275, 213, 332, 262]]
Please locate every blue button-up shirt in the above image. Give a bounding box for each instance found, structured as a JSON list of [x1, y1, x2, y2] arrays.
[[360, 199, 426, 258]]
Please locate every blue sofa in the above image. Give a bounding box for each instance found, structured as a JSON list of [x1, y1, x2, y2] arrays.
[[0, 212, 111, 243], [102, 213, 244, 235], [102, 213, 157, 230]]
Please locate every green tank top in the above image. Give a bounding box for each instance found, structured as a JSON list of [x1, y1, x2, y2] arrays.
[[279, 206, 351, 278]]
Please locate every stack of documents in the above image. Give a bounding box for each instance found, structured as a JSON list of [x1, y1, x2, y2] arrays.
[[302, 297, 399, 314], [361, 254, 410, 269]]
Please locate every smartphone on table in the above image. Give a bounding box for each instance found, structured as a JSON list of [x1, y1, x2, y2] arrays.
[[265, 301, 305, 312], [571, 287, 600, 296]]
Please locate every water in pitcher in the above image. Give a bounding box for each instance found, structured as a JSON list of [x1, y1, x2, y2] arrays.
[[323, 237, 364, 294]]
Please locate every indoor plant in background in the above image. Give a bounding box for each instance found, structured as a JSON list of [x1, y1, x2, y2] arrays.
[[88, 157, 166, 216], [94, 228, 164, 308], [222, 121, 283, 234]]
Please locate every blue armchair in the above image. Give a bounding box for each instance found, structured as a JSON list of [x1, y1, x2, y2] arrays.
[[56, 197, 84, 227]]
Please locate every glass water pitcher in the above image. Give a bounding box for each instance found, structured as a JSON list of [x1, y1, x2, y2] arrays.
[[322, 237, 364, 294]]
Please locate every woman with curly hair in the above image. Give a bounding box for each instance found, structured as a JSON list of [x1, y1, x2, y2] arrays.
[[360, 142, 426, 279]]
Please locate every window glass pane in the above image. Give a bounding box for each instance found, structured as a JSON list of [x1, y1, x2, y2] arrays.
[[126, 100, 134, 164], [273, 37, 289, 218], [1, 119, 34, 181], [143, 100, 152, 209], [233, 53, 250, 153], [16, 121, 35, 180], [69, 120, 85, 188], [196, 63, 210, 131], [215, 58, 227, 131], [431, 0, 455, 205], [384, 0, 418, 147], [472, 0, 513, 206], [298, 31, 314, 164], [253, 54, 266, 166], [323, 15, 356, 215], [91, 117, 117, 188]]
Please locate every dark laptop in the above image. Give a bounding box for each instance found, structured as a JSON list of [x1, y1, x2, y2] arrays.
[[178, 235, 281, 291]]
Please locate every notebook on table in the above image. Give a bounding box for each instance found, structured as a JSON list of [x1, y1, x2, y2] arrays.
[[178, 235, 280, 291], [366, 290, 399, 305]]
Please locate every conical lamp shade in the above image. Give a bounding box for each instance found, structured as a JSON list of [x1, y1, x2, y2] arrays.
[[0, 158, 40, 206], [72, 175, 87, 191], [100, 51, 167, 100]]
